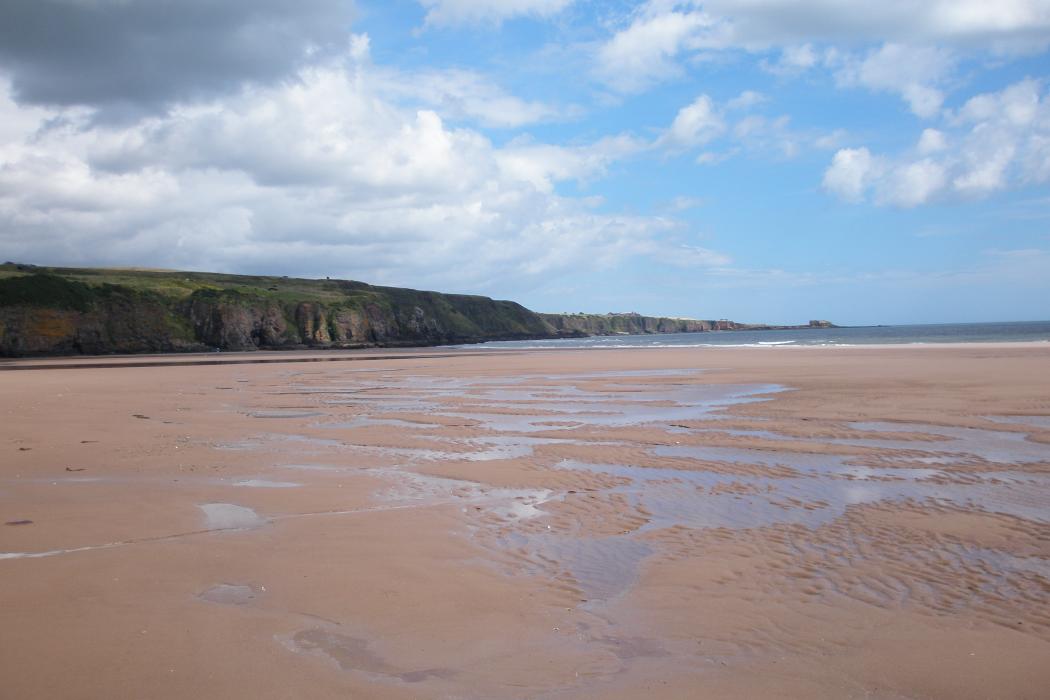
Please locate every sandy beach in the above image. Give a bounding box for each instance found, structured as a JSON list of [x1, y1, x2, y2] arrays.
[[2, 344, 1049, 699]]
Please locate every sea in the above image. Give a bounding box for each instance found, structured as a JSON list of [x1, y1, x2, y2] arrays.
[[454, 320, 1050, 350]]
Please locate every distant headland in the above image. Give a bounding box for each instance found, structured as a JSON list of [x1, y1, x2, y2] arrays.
[[0, 263, 834, 357], [539, 311, 833, 336]]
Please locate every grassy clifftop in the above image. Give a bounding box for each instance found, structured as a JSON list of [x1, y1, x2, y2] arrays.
[[0, 264, 558, 355]]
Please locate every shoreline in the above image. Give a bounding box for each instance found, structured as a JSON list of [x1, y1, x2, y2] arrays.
[[2, 339, 1048, 371], [455, 339, 1050, 350]]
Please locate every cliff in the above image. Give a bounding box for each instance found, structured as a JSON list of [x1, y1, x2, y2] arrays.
[[0, 264, 834, 357], [0, 265, 556, 356], [540, 312, 716, 335], [539, 312, 834, 336]]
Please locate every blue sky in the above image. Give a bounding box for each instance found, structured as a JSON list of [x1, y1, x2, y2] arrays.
[[1, 1, 1049, 324]]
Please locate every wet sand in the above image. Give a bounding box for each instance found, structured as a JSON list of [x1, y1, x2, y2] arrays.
[[2, 344, 1049, 698]]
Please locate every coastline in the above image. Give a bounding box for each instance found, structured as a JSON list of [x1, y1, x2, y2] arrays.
[[2, 339, 1048, 371], [2, 345, 1048, 698], [454, 339, 1050, 350]]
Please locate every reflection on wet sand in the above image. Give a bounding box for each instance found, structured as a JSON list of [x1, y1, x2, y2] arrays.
[[259, 369, 1050, 623]]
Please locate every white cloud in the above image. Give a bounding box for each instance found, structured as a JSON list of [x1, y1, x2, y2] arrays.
[[822, 147, 879, 201], [726, 90, 767, 111], [0, 87, 55, 148], [325, 35, 573, 129], [955, 78, 1043, 125], [695, 150, 734, 166], [385, 69, 570, 128], [879, 159, 948, 207], [657, 95, 725, 150], [592, 1, 1050, 106], [656, 91, 841, 161], [664, 195, 706, 211], [823, 78, 1050, 206], [496, 134, 646, 192], [833, 43, 955, 118], [762, 43, 819, 75], [917, 128, 948, 154], [593, 7, 716, 93], [952, 131, 1017, 194], [738, 114, 817, 158], [0, 52, 727, 292], [653, 1, 1050, 53], [420, 0, 575, 27]]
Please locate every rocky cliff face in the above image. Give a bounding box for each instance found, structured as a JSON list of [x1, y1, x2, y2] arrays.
[[0, 271, 557, 356], [539, 312, 718, 336], [0, 277, 198, 355], [539, 312, 835, 336], [0, 265, 830, 357]]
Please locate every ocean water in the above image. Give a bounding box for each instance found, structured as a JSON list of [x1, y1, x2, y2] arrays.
[[455, 320, 1050, 349]]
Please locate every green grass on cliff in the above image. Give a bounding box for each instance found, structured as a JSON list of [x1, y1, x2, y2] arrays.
[[0, 270, 181, 312], [0, 263, 355, 304], [0, 273, 100, 311], [0, 264, 423, 309]]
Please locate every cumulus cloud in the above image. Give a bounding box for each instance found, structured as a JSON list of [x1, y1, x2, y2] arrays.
[[726, 90, 767, 111], [496, 134, 647, 192], [593, 6, 718, 93], [420, 0, 575, 27], [0, 0, 355, 115], [592, 0, 1050, 103], [917, 128, 948, 154], [880, 159, 948, 207], [833, 44, 955, 118], [761, 44, 820, 75], [610, 0, 1050, 54], [0, 50, 725, 292], [822, 78, 1050, 206], [370, 66, 571, 129], [657, 95, 725, 150], [333, 34, 574, 129], [822, 147, 879, 201], [656, 91, 841, 162]]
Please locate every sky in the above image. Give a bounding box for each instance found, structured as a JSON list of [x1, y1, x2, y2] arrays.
[[1, 1, 1049, 325]]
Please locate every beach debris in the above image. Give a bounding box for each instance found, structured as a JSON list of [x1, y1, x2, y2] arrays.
[[132, 414, 150, 419], [5, 519, 33, 526], [65, 467, 85, 472], [17, 447, 31, 451]]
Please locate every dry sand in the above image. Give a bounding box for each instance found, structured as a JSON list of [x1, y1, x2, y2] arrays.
[[1, 344, 1049, 698]]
